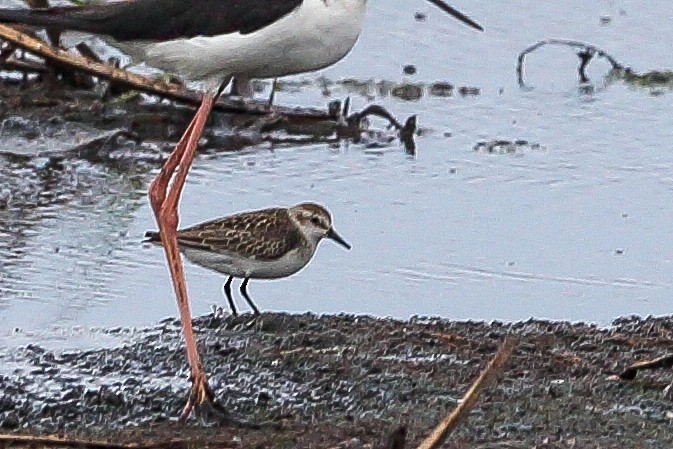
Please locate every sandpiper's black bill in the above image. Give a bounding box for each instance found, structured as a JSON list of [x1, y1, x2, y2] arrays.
[[426, 0, 483, 32], [327, 228, 351, 250]]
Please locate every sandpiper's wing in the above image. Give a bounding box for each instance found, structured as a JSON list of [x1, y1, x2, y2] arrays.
[[0, 0, 304, 41], [173, 208, 304, 261]]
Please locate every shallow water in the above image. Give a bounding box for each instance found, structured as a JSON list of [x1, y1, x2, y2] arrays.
[[2, 0, 673, 347]]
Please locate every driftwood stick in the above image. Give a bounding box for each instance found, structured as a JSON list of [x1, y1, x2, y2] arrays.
[[516, 39, 627, 89], [0, 24, 327, 118], [619, 354, 673, 380], [349, 104, 405, 130], [0, 24, 418, 137], [0, 433, 219, 449], [0, 24, 192, 98], [415, 336, 518, 449]]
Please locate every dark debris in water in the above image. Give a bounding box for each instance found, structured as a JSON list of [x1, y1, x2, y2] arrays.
[[517, 39, 673, 95], [0, 80, 416, 163], [473, 139, 541, 155], [1, 313, 673, 447], [316, 77, 479, 101]]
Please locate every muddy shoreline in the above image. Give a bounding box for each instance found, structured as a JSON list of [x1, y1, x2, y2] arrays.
[[1, 313, 672, 448]]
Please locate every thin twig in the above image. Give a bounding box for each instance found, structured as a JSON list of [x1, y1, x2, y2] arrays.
[[399, 115, 417, 155], [0, 24, 319, 117], [0, 56, 46, 72], [415, 336, 518, 449], [0, 433, 216, 449], [516, 39, 627, 89], [348, 105, 405, 130], [0, 24, 417, 145], [0, 24, 193, 99]]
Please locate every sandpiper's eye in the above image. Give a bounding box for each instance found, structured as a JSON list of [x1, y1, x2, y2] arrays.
[[310, 217, 320, 226]]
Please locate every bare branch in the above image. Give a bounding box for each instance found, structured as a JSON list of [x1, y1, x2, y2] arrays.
[[0, 24, 308, 117], [415, 336, 518, 449], [620, 354, 673, 380], [516, 39, 627, 89], [0, 433, 208, 449], [0, 24, 194, 98]]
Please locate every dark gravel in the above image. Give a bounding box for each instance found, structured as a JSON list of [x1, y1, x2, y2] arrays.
[[1, 313, 673, 448]]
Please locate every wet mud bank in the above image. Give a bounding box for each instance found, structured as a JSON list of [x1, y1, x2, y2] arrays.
[[1, 313, 673, 448], [0, 78, 418, 163]]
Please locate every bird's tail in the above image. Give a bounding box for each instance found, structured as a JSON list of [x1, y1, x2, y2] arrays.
[[143, 230, 161, 244]]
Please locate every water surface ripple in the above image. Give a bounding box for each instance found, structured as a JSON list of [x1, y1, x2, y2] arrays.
[[2, 0, 673, 347]]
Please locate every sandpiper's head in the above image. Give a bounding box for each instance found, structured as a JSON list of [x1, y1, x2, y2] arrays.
[[289, 203, 351, 250]]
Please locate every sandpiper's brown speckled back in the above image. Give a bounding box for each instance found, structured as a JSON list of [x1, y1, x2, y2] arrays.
[[145, 208, 304, 261]]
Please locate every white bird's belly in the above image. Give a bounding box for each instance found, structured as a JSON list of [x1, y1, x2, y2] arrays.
[[181, 246, 315, 280], [122, 0, 367, 82]]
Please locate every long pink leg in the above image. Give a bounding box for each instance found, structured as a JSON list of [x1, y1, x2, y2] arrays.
[[148, 91, 218, 422]]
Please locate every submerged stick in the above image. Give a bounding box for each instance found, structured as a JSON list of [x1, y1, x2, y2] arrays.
[[516, 39, 627, 89], [415, 336, 518, 449]]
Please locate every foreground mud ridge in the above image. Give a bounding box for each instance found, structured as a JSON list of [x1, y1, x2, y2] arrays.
[[1, 313, 672, 448]]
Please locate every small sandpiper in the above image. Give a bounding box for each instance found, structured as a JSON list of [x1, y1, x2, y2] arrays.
[[145, 202, 351, 315]]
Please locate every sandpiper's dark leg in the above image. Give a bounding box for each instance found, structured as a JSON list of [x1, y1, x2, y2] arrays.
[[231, 76, 254, 97], [268, 78, 278, 107], [240, 278, 261, 315], [147, 85, 227, 422], [223, 276, 238, 316]]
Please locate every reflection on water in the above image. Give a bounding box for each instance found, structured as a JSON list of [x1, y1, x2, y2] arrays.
[[3, 0, 673, 348], [0, 157, 150, 337]]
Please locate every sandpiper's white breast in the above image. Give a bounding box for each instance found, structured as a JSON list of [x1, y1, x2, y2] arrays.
[[180, 243, 318, 280], [127, 0, 368, 82]]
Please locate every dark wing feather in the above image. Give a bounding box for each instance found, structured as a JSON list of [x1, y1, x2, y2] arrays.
[[175, 208, 304, 261], [0, 0, 304, 41], [143, 229, 213, 251]]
